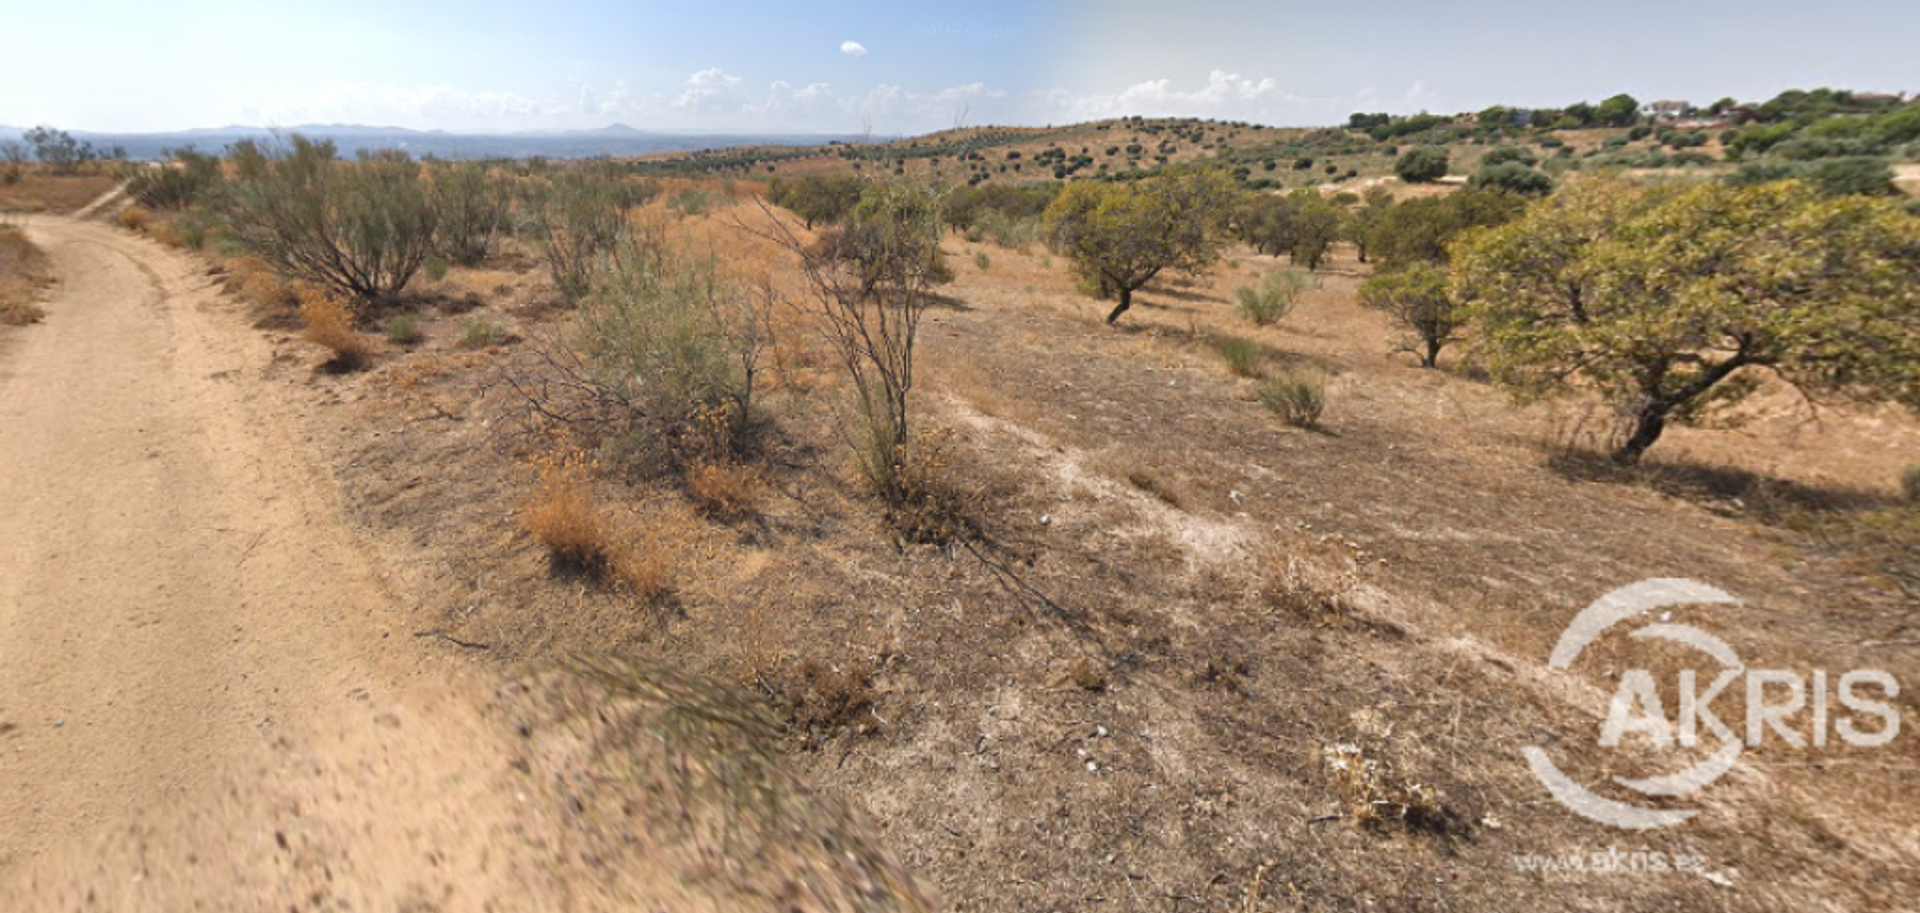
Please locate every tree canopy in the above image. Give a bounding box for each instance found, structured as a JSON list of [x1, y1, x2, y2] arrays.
[[1044, 169, 1235, 324], [1454, 178, 1920, 463], [1393, 147, 1450, 183]]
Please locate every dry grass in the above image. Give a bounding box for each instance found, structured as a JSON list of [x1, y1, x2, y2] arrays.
[[0, 225, 53, 326], [225, 256, 299, 310], [297, 290, 373, 370], [684, 459, 763, 522], [1321, 725, 1455, 833], [610, 525, 676, 602], [0, 169, 119, 213], [775, 658, 878, 748], [117, 205, 151, 232], [521, 447, 611, 573]]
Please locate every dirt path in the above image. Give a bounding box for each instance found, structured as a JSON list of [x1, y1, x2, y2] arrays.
[[0, 214, 925, 911], [0, 216, 671, 909]]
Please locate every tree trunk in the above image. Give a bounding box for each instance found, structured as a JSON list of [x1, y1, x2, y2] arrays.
[[1105, 286, 1133, 325], [1614, 400, 1671, 465], [1613, 353, 1753, 465], [1422, 337, 1442, 369]]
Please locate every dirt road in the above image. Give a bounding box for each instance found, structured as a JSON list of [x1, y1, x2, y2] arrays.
[[0, 214, 924, 911], [0, 213, 526, 906], [0, 216, 652, 909]]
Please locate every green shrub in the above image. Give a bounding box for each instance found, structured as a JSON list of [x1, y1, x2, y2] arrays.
[[1234, 268, 1310, 326], [125, 148, 222, 210], [520, 169, 637, 303], [1803, 157, 1900, 197], [976, 210, 1042, 251], [1256, 372, 1327, 428], [422, 255, 450, 282], [386, 313, 422, 345], [575, 238, 764, 466], [672, 188, 726, 217], [1218, 336, 1263, 377], [429, 161, 510, 266], [1468, 162, 1554, 196], [973, 251, 990, 271], [1393, 147, 1449, 183], [219, 137, 438, 304], [458, 318, 509, 349], [1903, 464, 1920, 503]]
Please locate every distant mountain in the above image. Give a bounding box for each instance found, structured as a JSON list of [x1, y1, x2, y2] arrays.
[[0, 123, 863, 161]]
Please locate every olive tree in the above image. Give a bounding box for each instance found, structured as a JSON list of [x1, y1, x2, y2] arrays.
[[1044, 168, 1235, 324], [1359, 262, 1461, 368], [1393, 147, 1449, 183], [1455, 178, 1920, 464]]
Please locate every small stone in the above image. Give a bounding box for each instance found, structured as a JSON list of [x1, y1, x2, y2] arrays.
[[52, 717, 64, 729], [1039, 514, 1052, 526], [1085, 761, 1098, 773]]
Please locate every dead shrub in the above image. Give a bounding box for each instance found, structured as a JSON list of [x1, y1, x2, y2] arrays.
[[684, 458, 763, 522], [297, 290, 372, 370], [521, 447, 611, 573], [532, 657, 933, 911], [117, 205, 151, 232], [776, 659, 877, 749], [1321, 707, 1460, 834], [888, 426, 981, 544], [610, 525, 675, 602], [228, 256, 299, 309]]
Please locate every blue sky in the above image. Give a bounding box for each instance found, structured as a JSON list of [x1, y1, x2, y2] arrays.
[[4, 0, 1917, 133]]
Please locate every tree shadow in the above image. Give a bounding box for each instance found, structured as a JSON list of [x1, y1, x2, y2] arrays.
[[1546, 446, 1902, 523]]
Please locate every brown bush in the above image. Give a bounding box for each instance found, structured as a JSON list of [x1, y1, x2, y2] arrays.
[[521, 447, 611, 572], [610, 526, 675, 602], [117, 205, 151, 232], [777, 659, 877, 748], [684, 459, 763, 521], [297, 290, 372, 370]]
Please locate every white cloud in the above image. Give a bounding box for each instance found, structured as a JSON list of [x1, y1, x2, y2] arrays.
[[674, 67, 747, 112], [840, 40, 867, 58], [1031, 68, 1338, 125], [761, 80, 838, 118]]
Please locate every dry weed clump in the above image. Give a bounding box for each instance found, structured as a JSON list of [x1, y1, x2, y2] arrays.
[[684, 459, 763, 521], [888, 427, 983, 545], [1321, 707, 1458, 834], [228, 256, 299, 309], [297, 289, 373, 370], [117, 204, 151, 232], [521, 446, 612, 573], [610, 524, 676, 602], [775, 658, 878, 749], [1257, 532, 1374, 626]]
